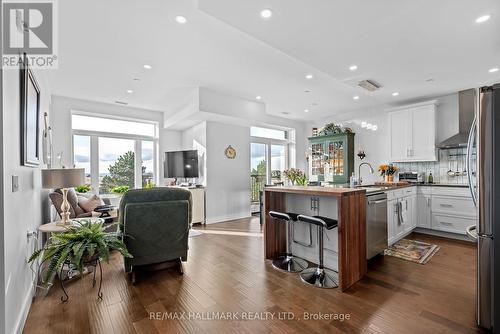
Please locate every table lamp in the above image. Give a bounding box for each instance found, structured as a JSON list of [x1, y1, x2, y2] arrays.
[[42, 168, 85, 226]]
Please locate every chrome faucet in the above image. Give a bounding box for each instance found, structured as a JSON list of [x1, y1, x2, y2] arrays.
[[358, 162, 374, 185]]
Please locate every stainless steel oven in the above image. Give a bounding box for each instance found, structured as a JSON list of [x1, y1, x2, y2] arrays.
[[366, 191, 388, 259]]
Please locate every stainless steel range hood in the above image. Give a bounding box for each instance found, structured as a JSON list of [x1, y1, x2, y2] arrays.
[[437, 89, 476, 149]]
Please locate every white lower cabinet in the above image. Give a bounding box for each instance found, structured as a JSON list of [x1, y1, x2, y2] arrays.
[[388, 186, 475, 244], [417, 187, 432, 229], [387, 188, 416, 245]]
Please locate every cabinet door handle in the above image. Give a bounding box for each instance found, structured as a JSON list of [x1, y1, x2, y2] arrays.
[[427, 198, 430, 206], [440, 203, 453, 208], [440, 221, 453, 226]]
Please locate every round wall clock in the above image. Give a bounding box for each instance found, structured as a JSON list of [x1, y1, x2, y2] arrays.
[[225, 145, 236, 159]]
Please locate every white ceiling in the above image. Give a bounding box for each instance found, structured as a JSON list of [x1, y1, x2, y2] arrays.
[[48, 0, 500, 121]]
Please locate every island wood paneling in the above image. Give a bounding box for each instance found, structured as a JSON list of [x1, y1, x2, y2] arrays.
[[337, 191, 367, 291], [263, 190, 286, 260]]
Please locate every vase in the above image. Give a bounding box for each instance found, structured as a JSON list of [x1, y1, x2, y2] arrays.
[[387, 174, 394, 182]]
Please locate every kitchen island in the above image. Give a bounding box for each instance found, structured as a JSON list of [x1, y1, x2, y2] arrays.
[[263, 185, 367, 291]]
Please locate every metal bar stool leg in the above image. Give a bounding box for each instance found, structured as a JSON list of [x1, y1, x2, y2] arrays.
[[299, 226, 339, 288], [271, 215, 308, 273]]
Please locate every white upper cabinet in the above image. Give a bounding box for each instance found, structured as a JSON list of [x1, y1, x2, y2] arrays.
[[389, 101, 437, 162]]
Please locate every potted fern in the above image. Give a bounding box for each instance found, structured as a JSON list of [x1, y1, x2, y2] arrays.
[[29, 219, 132, 287]]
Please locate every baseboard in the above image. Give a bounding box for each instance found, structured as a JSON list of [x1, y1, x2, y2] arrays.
[[206, 212, 251, 224], [414, 227, 472, 242], [13, 282, 34, 334]]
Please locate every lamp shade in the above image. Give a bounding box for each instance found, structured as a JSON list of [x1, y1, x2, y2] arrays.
[[41, 168, 85, 189]]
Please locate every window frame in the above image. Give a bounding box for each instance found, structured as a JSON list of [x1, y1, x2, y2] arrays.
[[250, 126, 292, 184], [71, 111, 159, 194]]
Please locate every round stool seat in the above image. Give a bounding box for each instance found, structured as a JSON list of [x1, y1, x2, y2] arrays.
[[297, 215, 338, 230], [313, 216, 338, 230], [269, 211, 299, 222]]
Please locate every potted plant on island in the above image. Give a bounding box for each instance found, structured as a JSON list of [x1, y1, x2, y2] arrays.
[[28, 219, 132, 290], [283, 168, 308, 186], [378, 164, 398, 182]]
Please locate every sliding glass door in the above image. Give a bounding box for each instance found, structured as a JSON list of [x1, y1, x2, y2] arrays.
[[250, 143, 267, 203]]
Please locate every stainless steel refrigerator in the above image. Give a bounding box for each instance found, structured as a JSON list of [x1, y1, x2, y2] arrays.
[[466, 84, 500, 332]]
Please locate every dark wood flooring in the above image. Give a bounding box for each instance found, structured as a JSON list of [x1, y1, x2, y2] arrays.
[[23, 217, 478, 334]]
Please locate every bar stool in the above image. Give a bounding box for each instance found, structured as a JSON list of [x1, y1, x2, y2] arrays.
[[269, 211, 309, 272], [296, 215, 339, 288]]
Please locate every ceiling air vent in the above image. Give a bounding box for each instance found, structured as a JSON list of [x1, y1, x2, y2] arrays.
[[115, 100, 128, 105], [358, 80, 382, 92]]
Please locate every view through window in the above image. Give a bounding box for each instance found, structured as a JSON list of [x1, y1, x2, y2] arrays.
[[250, 127, 289, 205], [72, 114, 158, 194]]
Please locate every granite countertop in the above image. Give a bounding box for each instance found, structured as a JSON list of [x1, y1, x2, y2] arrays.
[[414, 183, 469, 188], [264, 185, 365, 196]]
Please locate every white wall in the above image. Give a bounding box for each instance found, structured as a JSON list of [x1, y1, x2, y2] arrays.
[[205, 122, 251, 223], [2, 67, 52, 334], [0, 38, 4, 334]]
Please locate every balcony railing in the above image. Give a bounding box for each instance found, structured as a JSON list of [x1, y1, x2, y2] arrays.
[[250, 174, 285, 203], [250, 174, 266, 203]]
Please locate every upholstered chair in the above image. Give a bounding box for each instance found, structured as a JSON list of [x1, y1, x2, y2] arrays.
[[119, 187, 192, 283]]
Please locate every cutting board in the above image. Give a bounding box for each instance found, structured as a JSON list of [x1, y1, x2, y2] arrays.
[[374, 181, 410, 187]]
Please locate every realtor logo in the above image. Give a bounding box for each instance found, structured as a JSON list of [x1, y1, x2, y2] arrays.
[[2, 0, 58, 69]]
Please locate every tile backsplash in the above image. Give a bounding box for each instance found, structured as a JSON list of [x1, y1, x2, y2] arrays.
[[393, 148, 475, 184]]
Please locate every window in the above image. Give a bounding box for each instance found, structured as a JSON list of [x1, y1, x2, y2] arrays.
[[250, 126, 286, 140], [72, 113, 158, 194], [72, 114, 155, 137], [73, 135, 91, 185], [250, 126, 291, 204], [98, 137, 135, 194]]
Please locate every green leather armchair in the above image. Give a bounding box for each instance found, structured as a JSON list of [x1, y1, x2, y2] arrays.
[[119, 187, 192, 276]]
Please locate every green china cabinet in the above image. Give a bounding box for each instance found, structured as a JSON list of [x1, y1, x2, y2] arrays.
[[308, 133, 354, 184]]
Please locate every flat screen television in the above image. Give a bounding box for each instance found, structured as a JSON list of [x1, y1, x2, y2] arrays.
[[164, 150, 199, 178]]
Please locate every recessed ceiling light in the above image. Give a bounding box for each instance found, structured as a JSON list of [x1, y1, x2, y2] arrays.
[[126, 89, 133, 94], [175, 15, 187, 24], [489, 67, 499, 73], [366, 123, 373, 130], [476, 15, 491, 23], [372, 125, 378, 131], [260, 9, 273, 19], [304, 109, 309, 113], [392, 92, 399, 97], [349, 65, 358, 71], [256, 95, 262, 100], [143, 64, 152, 70], [361, 121, 367, 128], [353, 96, 360, 100], [305, 74, 314, 80]]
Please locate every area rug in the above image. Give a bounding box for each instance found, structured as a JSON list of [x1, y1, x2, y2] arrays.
[[384, 239, 440, 264]]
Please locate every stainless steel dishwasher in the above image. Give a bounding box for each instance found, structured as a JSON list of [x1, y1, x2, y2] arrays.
[[366, 191, 388, 259]]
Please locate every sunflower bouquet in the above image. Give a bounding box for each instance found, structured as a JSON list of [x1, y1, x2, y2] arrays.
[[378, 164, 398, 176]]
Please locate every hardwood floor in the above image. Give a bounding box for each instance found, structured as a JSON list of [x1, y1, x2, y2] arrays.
[[23, 217, 478, 334]]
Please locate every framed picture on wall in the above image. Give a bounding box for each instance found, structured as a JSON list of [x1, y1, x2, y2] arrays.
[[20, 54, 41, 167]]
